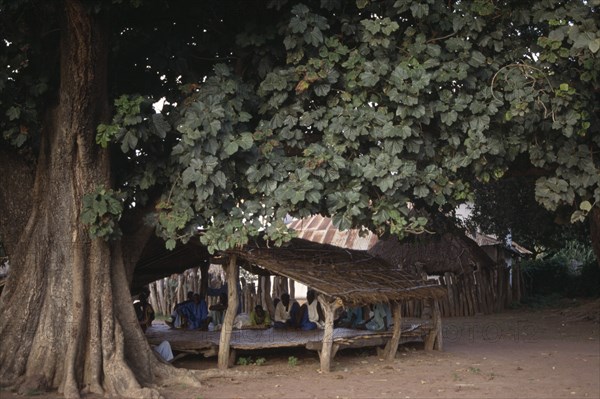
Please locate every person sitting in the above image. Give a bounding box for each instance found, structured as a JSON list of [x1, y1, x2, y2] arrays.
[[296, 290, 324, 331], [335, 306, 364, 329], [273, 293, 300, 329], [209, 292, 228, 327], [358, 303, 389, 332], [134, 291, 155, 332], [249, 304, 272, 328], [166, 291, 194, 329], [181, 293, 211, 330]]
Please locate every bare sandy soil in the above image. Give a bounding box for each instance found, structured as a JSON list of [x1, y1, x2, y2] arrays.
[[2, 300, 598, 399]]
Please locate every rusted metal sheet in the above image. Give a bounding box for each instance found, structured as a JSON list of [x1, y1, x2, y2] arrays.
[[288, 215, 378, 250]]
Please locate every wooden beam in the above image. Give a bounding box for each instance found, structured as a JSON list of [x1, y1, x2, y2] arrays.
[[218, 255, 239, 370], [317, 295, 342, 373], [384, 300, 402, 360]]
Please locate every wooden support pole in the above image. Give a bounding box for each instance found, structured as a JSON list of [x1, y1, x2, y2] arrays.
[[433, 299, 443, 350], [425, 299, 443, 351], [384, 300, 402, 361], [218, 255, 239, 370], [317, 295, 342, 373]]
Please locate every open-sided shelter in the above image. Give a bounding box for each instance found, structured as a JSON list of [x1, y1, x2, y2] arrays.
[[220, 237, 446, 371], [133, 234, 446, 372]]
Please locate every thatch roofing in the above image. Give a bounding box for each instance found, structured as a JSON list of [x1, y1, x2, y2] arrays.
[[131, 235, 209, 294], [368, 232, 496, 275], [228, 238, 446, 305]]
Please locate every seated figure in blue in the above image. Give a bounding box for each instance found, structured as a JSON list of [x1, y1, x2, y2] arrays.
[[295, 290, 324, 331], [335, 306, 364, 329], [358, 303, 390, 332], [181, 293, 210, 330]]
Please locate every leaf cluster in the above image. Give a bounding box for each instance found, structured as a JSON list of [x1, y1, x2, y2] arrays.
[[81, 186, 125, 241]]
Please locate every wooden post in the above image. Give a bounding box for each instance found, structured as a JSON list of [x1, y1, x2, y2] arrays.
[[289, 279, 296, 300], [218, 255, 239, 370], [317, 295, 342, 373], [425, 299, 443, 351], [384, 300, 402, 361]]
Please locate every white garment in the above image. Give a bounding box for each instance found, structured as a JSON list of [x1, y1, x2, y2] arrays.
[[274, 301, 289, 323], [307, 300, 319, 323], [153, 340, 174, 362]]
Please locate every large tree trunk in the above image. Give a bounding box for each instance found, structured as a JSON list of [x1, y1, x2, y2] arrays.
[[0, 1, 198, 397]]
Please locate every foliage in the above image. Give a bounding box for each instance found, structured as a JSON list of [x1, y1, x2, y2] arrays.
[[81, 186, 125, 241], [522, 257, 572, 296], [468, 176, 590, 252], [236, 356, 267, 366], [287, 356, 298, 366], [522, 240, 600, 298], [1, 0, 598, 254], [254, 357, 267, 366]]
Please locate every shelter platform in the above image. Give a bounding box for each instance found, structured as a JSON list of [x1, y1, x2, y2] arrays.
[[145, 320, 432, 357]]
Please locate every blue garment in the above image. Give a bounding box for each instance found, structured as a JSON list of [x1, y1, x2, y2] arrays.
[[288, 302, 301, 327], [207, 282, 243, 315], [340, 306, 363, 328], [181, 299, 208, 329], [299, 309, 317, 331], [365, 303, 389, 331]]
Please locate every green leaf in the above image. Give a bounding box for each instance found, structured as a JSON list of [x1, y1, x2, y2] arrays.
[[152, 114, 170, 138], [224, 141, 239, 156], [314, 84, 330, 96], [6, 106, 20, 120], [165, 239, 176, 250], [238, 132, 254, 150], [356, 0, 369, 9], [579, 201, 592, 212], [306, 27, 324, 46], [589, 38, 600, 54], [210, 170, 227, 188]]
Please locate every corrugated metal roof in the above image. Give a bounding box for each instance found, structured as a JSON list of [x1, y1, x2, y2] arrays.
[[287, 215, 379, 250], [467, 232, 532, 256]]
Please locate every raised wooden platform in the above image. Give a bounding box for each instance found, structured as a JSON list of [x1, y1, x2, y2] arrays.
[[145, 320, 432, 357]]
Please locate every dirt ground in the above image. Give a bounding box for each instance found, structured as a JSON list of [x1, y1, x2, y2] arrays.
[[2, 300, 598, 399]]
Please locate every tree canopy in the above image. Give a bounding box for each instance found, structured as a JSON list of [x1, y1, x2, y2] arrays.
[[3, 0, 598, 254]]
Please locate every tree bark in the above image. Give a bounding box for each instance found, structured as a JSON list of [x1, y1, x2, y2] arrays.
[[316, 295, 342, 373], [0, 148, 35, 256], [218, 255, 238, 370], [0, 2, 199, 397]]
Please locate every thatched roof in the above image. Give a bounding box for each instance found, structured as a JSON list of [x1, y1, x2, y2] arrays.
[[369, 232, 496, 275], [228, 238, 446, 305], [131, 235, 209, 294]]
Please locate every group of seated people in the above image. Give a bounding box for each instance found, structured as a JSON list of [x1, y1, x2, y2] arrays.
[[272, 290, 324, 330], [158, 288, 392, 333], [335, 302, 392, 332], [166, 291, 228, 330]]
